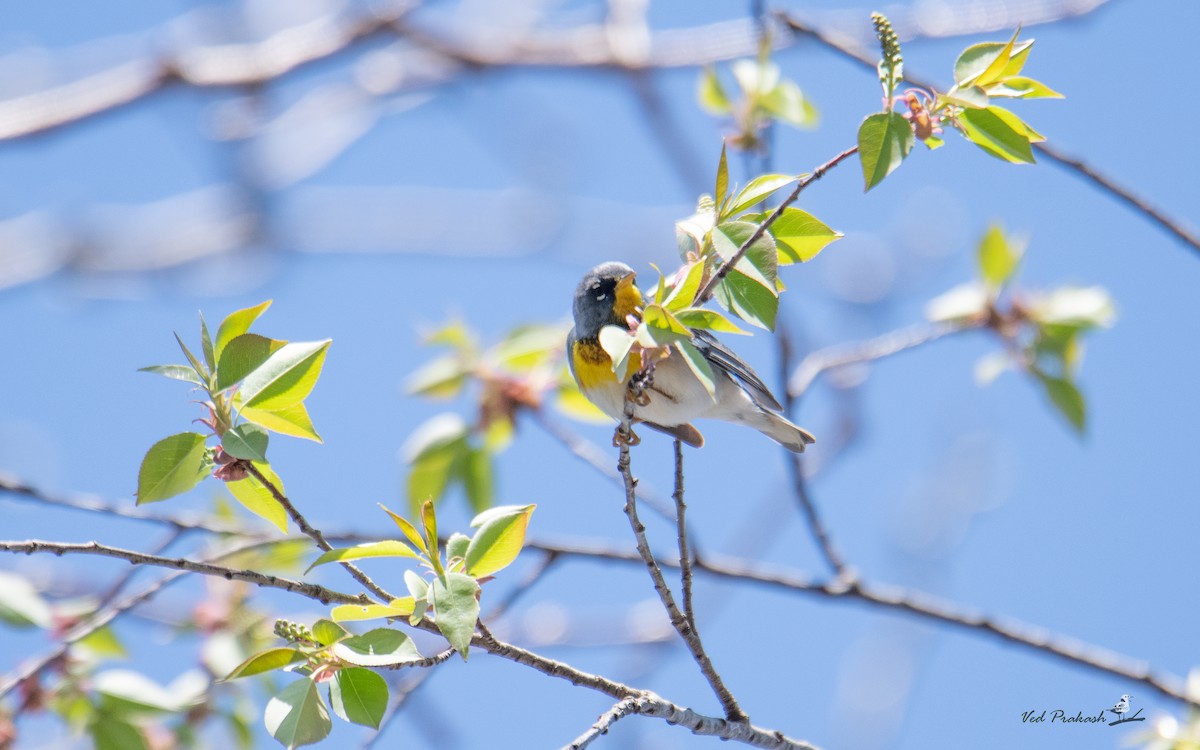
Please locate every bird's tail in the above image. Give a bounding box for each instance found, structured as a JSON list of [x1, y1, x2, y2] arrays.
[[745, 409, 816, 453]]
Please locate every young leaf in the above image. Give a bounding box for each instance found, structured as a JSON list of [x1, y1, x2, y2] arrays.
[[958, 106, 1035, 163], [639, 305, 692, 347], [91, 716, 149, 750], [662, 261, 705, 312], [137, 432, 209, 505], [422, 499, 439, 568], [404, 355, 468, 400], [715, 143, 730, 209], [217, 334, 287, 392], [762, 207, 842, 264], [200, 312, 216, 372], [227, 462, 288, 533], [240, 402, 322, 443], [1034, 371, 1086, 433], [987, 76, 1062, 99], [761, 81, 818, 129], [977, 224, 1023, 290], [675, 340, 717, 400], [222, 648, 307, 681], [726, 174, 798, 217], [954, 38, 1034, 87], [403, 414, 469, 514], [1028, 286, 1116, 328], [461, 446, 492, 514], [174, 333, 209, 383], [673, 308, 747, 335], [240, 340, 332, 410], [598, 325, 636, 379], [938, 85, 989, 110], [138, 364, 204, 386], [215, 300, 273, 361], [223, 424, 269, 463], [858, 111, 914, 191], [445, 532, 471, 565], [329, 668, 388, 729], [310, 620, 350, 647], [380, 505, 429, 555], [430, 572, 480, 660], [305, 541, 418, 573], [697, 66, 732, 115], [711, 221, 779, 291], [331, 629, 423, 667], [264, 678, 331, 749], [465, 504, 536, 577], [0, 571, 53, 628], [405, 570, 429, 602], [330, 598, 415, 623], [714, 271, 779, 331]]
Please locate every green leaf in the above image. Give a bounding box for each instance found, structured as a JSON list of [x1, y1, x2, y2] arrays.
[[762, 207, 842, 264], [75, 625, 127, 660], [958, 106, 1035, 163], [430, 572, 480, 660], [761, 80, 818, 128], [380, 504, 428, 555], [421, 499, 440, 571], [404, 355, 468, 399], [954, 37, 1033, 87], [697, 66, 732, 115], [240, 340, 332, 410], [726, 174, 798, 217], [91, 716, 148, 750], [240, 402, 322, 443], [227, 462, 288, 533], [403, 414, 469, 514], [330, 668, 388, 729], [331, 628, 423, 667], [138, 364, 204, 386], [311, 620, 350, 647], [330, 598, 415, 623], [94, 669, 200, 714], [922, 135, 945, 150], [1034, 371, 1086, 433], [461, 446, 492, 514], [977, 224, 1023, 289], [264, 678, 331, 749], [986, 76, 1062, 99], [215, 300, 273, 361], [858, 111, 914, 191], [675, 340, 717, 400], [598, 325, 637, 381], [306, 541, 418, 573], [0, 571, 53, 628], [465, 504, 536, 577], [714, 271, 779, 331], [223, 423, 269, 462], [445, 532, 471, 565], [673, 308, 748, 335], [223, 648, 307, 680], [217, 334, 287, 392], [711, 221, 779, 291], [174, 332, 209, 382], [200, 312, 216, 372], [938, 85, 989, 109], [715, 144, 730, 208], [137, 432, 209, 504], [638, 305, 693, 348], [663, 261, 704, 312]]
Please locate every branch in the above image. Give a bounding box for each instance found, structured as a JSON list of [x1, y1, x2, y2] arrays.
[[242, 462, 396, 603], [695, 145, 860, 304], [672, 440, 698, 629], [520, 536, 1197, 707], [776, 11, 1200, 258], [617, 388, 748, 722], [786, 321, 973, 399], [0, 471, 251, 535], [562, 697, 642, 750]]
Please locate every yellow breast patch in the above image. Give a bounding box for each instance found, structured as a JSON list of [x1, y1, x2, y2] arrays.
[[573, 338, 641, 390]]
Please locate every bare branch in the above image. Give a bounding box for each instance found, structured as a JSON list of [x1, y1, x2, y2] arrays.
[[562, 696, 642, 750], [776, 11, 1200, 259], [242, 462, 396, 603], [672, 440, 698, 630]]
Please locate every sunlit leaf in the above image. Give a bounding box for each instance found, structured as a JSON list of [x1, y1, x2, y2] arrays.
[[215, 300, 273, 361], [240, 340, 331, 410], [858, 111, 914, 190], [713, 271, 779, 331], [1034, 371, 1086, 433], [331, 629, 423, 667], [217, 334, 286, 392], [227, 462, 288, 533], [264, 678, 331, 749], [240, 402, 322, 443], [958, 106, 1035, 163], [977, 224, 1024, 290], [697, 66, 732, 115], [330, 668, 388, 729], [138, 364, 204, 386], [465, 504, 536, 577], [430, 573, 480, 660], [223, 424, 269, 463], [305, 541, 418, 574], [987, 76, 1062, 99], [761, 80, 818, 128], [223, 648, 307, 680], [330, 598, 415, 623], [675, 340, 717, 400], [404, 355, 468, 399], [137, 432, 209, 505], [673, 308, 747, 335], [954, 37, 1034, 87], [0, 571, 53, 628]]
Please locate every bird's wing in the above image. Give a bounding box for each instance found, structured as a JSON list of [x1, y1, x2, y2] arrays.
[[691, 329, 783, 412]]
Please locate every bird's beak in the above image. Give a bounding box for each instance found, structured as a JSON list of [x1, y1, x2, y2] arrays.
[[616, 272, 637, 291]]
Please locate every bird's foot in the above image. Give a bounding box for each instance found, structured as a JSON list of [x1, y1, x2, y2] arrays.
[[613, 424, 640, 447]]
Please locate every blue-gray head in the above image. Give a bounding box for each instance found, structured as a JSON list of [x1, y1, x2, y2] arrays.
[[571, 262, 639, 339]]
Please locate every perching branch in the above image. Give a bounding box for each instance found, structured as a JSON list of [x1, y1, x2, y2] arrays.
[[617, 383, 748, 723], [562, 696, 643, 750], [695, 144, 861, 305], [672, 440, 698, 629], [776, 11, 1200, 259], [242, 462, 396, 603]]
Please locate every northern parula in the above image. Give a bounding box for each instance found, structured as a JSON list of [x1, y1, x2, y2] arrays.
[[567, 261, 816, 452]]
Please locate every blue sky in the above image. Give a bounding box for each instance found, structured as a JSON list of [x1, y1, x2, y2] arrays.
[[2, 1, 1198, 748]]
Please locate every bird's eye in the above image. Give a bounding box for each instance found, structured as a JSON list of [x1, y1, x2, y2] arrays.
[[595, 293, 607, 301]]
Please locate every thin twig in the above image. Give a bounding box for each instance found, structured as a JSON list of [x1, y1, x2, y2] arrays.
[[672, 440, 697, 630], [695, 145, 860, 305], [776, 10, 1200, 258], [0, 472, 251, 534], [518, 535, 1198, 707], [562, 696, 643, 750], [242, 462, 395, 603], [618, 388, 748, 722], [787, 321, 973, 399]]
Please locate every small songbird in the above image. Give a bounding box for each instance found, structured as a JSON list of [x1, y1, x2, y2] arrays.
[[1110, 694, 1131, 720], [566, 261, 815, 452]]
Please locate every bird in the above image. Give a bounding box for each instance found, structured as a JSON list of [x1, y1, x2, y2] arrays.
[[1110, 695, 1131, 720], [566, 261, 816, 452]]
